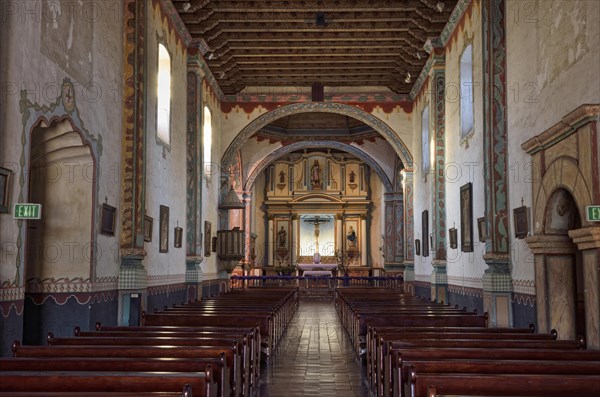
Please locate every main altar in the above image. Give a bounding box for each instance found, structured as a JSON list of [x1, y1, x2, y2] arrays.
[[261, 151, 371, 277]]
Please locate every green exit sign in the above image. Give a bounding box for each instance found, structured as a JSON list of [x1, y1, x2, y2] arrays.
[[13, 203, 42, 219], [587, 206, 600, 222]]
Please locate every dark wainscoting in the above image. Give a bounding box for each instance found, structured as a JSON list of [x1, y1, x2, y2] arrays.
[[447, 287, 484, 316], [512, 293, 536, 330], [22, 294, 91, 346], [147, 283, 187, 313], [1, 304, 23, 357]]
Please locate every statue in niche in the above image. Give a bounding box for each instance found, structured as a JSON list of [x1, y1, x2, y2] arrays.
[[347, 226, 357, 249], [349, 170, 356, 183], [279, 170, 285, 183], [277, 226, 287, 248], [310, 160, 321, 188]]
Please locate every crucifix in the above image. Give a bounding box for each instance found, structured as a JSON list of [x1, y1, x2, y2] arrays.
[[303, 216, 330, 254]]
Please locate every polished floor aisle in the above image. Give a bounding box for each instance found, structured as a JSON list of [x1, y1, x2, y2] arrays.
[[258, 300, 370, 397]]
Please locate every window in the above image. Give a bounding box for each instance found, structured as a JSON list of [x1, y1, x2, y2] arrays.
[[203, 106, 212, 178], [421, 106, 430, 174], [460, 44, 474, 138], [157, 44, 171, 145]]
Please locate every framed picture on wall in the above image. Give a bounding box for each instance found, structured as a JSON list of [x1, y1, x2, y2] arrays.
[[174, 226, 183, 248], [0, 167, 11, 213], [513, 206, 529, 239], [477, 217, 487, 242], [415, 239, 421, 256], [144, 215, 153, 242], [460, 183, 473, 252], [100, 203, 116, 236], [449, 227, 458, 249], [421, 210, 429, 257], [159, 205, 169, 253], [204, 221, 212, 256]]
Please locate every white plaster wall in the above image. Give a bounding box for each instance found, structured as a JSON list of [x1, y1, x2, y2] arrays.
[[351, 139, 397, 184], [506, 0, 600, 286], [250, 172, 267, 267], [239, 137, 283, 187], [200, 86, 222, 278], [369, 170, 386, 268], [142, 4, 187, 284], [412, 87, 434, 280], [0, 1, 123, 289], [371, 105, 413, 160], [444, 1, 486, 289]]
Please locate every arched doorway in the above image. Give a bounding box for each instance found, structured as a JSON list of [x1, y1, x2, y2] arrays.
[[23, 118, 96, 344], [523, 104, 599, 347]]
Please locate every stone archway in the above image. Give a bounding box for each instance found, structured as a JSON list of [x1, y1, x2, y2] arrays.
[[23, 117, 97, 345], [523, 104, 599, 348], [221, 102, 413, 171]]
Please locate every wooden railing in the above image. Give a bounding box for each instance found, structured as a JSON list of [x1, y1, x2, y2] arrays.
[[229, 275, 404, 291]]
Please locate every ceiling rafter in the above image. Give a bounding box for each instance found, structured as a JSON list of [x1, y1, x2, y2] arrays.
[[171, 0, 457, 95]]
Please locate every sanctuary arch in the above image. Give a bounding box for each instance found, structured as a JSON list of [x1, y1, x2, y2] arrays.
[[220, 103, 413, 273]]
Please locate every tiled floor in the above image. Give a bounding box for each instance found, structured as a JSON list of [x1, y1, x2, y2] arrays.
[[258, 300, 370, 397]]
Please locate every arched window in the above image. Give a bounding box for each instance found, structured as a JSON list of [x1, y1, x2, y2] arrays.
[[421, 106, 430, 175], [203, 106, 212, 178], [156, 44, 171, 145], [460, 44, 474, 138]]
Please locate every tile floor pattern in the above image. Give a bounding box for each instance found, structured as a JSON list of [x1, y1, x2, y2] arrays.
[[258, 300, 370, 397]]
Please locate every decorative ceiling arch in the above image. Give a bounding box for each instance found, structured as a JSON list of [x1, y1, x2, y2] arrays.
[[243, 141, 394, 193], [221, 102, 413, 172]]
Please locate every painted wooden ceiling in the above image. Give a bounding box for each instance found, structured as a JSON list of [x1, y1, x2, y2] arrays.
[[172, 0, 458, 95]]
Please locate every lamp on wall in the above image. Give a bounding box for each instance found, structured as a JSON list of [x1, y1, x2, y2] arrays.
[[182, 2, 191, 11]]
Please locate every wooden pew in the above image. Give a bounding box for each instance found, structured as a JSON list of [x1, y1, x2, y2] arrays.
[[412, 372, 600, 397], [92, 323, 262, 382], [397, 359, 600, 397], [142, 312, 276, 357], [371, 330, 560, 396], [391, 347, 600, 397], [0, 371, 214, 396], [12, 342, 242, 397], [0, 390, 191, 397], [0, 356, 229, 397], [81, 325, 256, 391]]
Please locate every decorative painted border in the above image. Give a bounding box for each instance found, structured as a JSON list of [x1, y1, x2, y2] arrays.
[[24, 290, 118, 306], [403, 170, 415, 261], [148, 282, 187, 296], [481, 0, 509, 255], [119, 0, 147, 255], [147, 274, 186, 287], [447, 283, 484, 298], [432, 60, 447, 260], [512, 278, 535, 295], [186, 69, 203, 256], [512, 292, 535, 307], [1, 300, 24, 317]]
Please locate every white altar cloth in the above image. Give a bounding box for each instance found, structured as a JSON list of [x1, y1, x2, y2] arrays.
[[298, 263, 337, 271], [303, 270, 333, 277]]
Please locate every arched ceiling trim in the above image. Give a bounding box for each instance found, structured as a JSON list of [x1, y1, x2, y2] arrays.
[[243, 141, 394, 193], [222, 102, 413, 174]]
